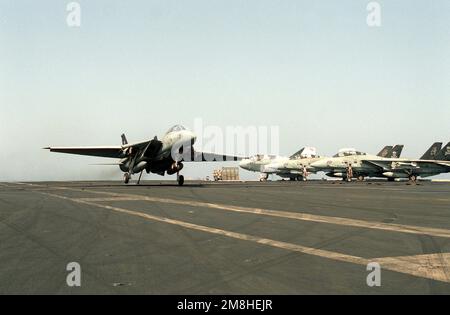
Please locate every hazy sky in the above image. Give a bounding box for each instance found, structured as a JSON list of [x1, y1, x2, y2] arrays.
[[1, 0, 449, 181]]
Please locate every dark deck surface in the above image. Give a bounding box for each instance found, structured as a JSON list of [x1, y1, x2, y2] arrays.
[[1, 180, 450, 294]]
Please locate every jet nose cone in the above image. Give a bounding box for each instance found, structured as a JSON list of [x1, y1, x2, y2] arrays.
[[239, 159, 251, 170], [311, 159, 329, 169]]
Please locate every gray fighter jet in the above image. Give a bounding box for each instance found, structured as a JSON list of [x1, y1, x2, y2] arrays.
[[239, 147, 325, 181], [311, 142, 450, 181], [321, 145, 404, 180], [45, 125, 245, 185]]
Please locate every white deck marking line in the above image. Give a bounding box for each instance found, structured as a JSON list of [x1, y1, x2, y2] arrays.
[[40, 191, 450, 283], [64, 190, 450, 239], [376, 253, 450, 283], [12, 182, 47, 188]]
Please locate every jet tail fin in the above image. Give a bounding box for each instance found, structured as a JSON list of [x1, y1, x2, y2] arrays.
[[435, 142, 450, 161], [420, 142, 442, 160], [290, 148, 304, 159], [121, 134, 128, 145], [290, 147, 317, 159], [377, 146, 392, 158], [390, 145, 404, 158]]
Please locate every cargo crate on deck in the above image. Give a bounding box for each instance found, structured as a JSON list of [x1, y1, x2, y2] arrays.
[[213, 167, 239, 181]]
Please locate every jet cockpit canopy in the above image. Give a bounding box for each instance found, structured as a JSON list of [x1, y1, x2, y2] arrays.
[[166, 125, 187, 134], [333, 148, 367, 157]]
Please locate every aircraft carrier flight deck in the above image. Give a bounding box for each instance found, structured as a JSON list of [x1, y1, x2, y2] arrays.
[[1, 180, 450, 294]]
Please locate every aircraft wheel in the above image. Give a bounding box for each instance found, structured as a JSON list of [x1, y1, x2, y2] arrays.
[[178, 175, 185, 186], [124, 173, 131, 184], [409, 175, 417, 182], [357, 175, 365, 181]]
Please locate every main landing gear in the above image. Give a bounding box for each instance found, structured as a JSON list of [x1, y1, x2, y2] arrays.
[[123, 171, 144, 185], [409, 174, 417, 182], [124, 172, 131, 184], [177, 172, 185, 186]]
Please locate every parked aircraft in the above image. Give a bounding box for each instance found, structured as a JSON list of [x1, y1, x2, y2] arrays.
[[311, 142, 450, 181], [239, 147, 324, 181], [324, 144, 404, 180]]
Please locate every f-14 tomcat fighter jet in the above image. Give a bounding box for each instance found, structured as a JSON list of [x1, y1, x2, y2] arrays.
[[322, 144, 404, 180], [239, 147, 325, 181], [310, 142, 450, 182], [45, 125, 246, 185]]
